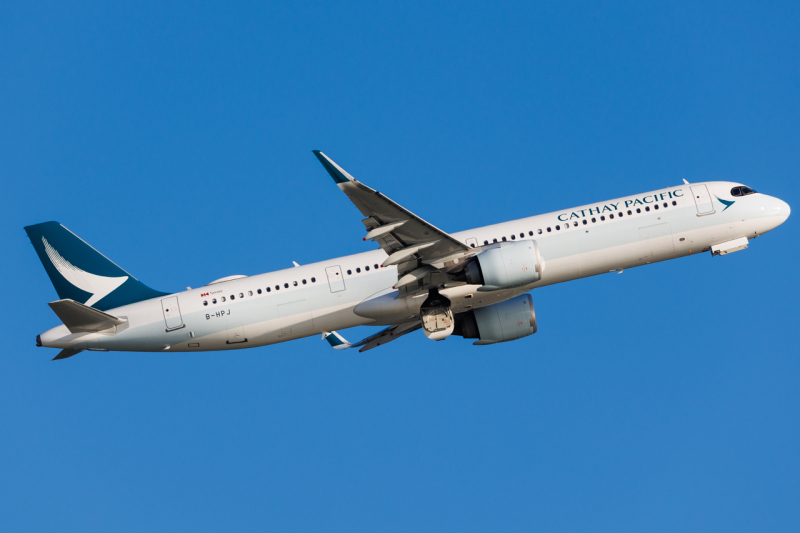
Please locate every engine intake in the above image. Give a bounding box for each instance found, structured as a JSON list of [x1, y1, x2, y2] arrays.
[[463, 241, 544, 291], [454, 294, 537, 345]]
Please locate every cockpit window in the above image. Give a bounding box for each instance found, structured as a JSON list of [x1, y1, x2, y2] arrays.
[[731, 186, 757, 197]]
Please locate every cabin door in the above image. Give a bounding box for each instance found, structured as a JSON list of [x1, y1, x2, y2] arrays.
[[161, 296, 184, 331], [690, 185, 715, 215], [325, 265, 346, 293]]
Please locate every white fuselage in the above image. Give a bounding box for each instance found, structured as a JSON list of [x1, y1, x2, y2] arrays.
[[38, 181, 790, 353]]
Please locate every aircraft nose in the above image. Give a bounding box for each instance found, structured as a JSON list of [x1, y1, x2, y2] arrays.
[[774, 198, 790, 221]]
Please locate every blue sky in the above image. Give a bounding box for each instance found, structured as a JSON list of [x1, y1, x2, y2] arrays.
[[2, 1, 799, 530]]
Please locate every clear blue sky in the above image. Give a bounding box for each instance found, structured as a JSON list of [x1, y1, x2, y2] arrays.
[[2, 1, 799, 530]]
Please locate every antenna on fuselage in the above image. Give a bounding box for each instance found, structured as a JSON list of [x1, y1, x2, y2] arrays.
[[683, 179, 690, 184]]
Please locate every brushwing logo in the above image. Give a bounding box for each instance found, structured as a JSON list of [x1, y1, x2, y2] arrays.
[[42, 237, 128, 307], [716, 196, 735, 211]]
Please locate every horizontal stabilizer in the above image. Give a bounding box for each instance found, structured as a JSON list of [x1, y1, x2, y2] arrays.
[[53, 348, 84, 360], [48, 299, 127, 334]]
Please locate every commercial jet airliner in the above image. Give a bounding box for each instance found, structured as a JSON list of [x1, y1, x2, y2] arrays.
[[27, 152, 790, 359]]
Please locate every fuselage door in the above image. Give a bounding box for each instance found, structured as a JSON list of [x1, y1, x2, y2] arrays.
[[325, 265, 346, 293], [690, 185, 715, 215], [226, 323, 247, 344], [161, 296, 184, 331]]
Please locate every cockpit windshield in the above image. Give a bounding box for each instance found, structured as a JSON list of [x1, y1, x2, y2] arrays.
[[731, 186, 757, 197]]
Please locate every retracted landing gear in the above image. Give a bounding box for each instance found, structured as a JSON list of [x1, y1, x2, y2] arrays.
[[420, 289, 454, 341]]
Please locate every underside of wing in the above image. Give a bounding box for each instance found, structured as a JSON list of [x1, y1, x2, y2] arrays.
[[350, 322, 422, 352]]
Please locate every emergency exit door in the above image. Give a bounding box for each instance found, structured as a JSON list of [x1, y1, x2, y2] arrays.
[[690, 185, 715, 215], [325, 265, 346, 293], [161, 296, 184, 331]]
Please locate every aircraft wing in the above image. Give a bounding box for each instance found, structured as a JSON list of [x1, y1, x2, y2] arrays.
[[349, 322, 421, 352], [313, 151, 473, 294]]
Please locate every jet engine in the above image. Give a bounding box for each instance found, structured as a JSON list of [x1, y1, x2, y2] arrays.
[[460, 241, 544, 291], [453, 294, 537, 345]]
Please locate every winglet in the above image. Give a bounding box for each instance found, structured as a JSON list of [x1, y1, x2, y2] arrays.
[[322, 331, 351, 350], [312, 151, 355, 184]]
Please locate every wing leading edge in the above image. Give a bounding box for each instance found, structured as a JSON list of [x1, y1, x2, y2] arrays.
[[312, 150, 474, 296]]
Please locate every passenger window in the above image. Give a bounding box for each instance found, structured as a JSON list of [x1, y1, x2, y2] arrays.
[[374, 264, 379, 269], [582, 219, 587, 225], [672, 201, 676, 206], [213, 298, 217, 304], [546, 227, 551, 232], [365, 266, 370, 271], [573, 221, 578, 227], [203, 300, 208, 306], [293, 281, 298, 286], [471, 243, 476, 248], [230, 295, 235, 300], [654, 204, 659, 210], [538, 229, 543, 234], [591, 218, 596, 223], [257, 289, 262, 294], [484, 240, 489, 245], [663, 202, 667, 208], [222, 296, 226, 302], [511, 234, 516, 240], [555, 225, 560, 230], [636, 208, 641, 213], [502, 237, 507, 242], [347, 269, 352, 275], [645, 206, 650, 211], [249, 291, 253, 296], [239, 293, 244, 298], [493, 239, 498, 243], [356, 268, 361, 273], [302, 279, 307, 284], [600, 216, 605, 221], [609, 214, 614, 219], [627, 210, 632, 215], [266, 287, 271, 292], [284, 283, 289, 288], [519, 233, 524, 238], [311, 277, 316, 282], [528, 231, 533, 236], [275, 285, 279, 290]]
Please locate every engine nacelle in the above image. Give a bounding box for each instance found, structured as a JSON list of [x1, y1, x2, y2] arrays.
[[463, 241, 544, 291], [454, 294, 537, 345]]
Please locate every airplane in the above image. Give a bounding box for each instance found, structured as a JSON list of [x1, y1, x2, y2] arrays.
[[27, 151, 790, 360]]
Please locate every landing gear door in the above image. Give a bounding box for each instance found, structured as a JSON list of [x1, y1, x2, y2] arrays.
[[325, 265, 346, 293], [690, 185, 715, 215], [161, 296, 184, 331]]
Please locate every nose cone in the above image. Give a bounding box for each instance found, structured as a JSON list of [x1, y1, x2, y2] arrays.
[[760, 196, 790, 233], [777, 198, 791, 221]]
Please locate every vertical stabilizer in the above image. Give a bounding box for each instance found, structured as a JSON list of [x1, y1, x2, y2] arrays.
[[25, 222, 168, 311]]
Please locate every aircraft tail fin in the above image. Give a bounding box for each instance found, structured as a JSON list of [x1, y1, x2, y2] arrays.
[[24, 221, 168, 311]]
